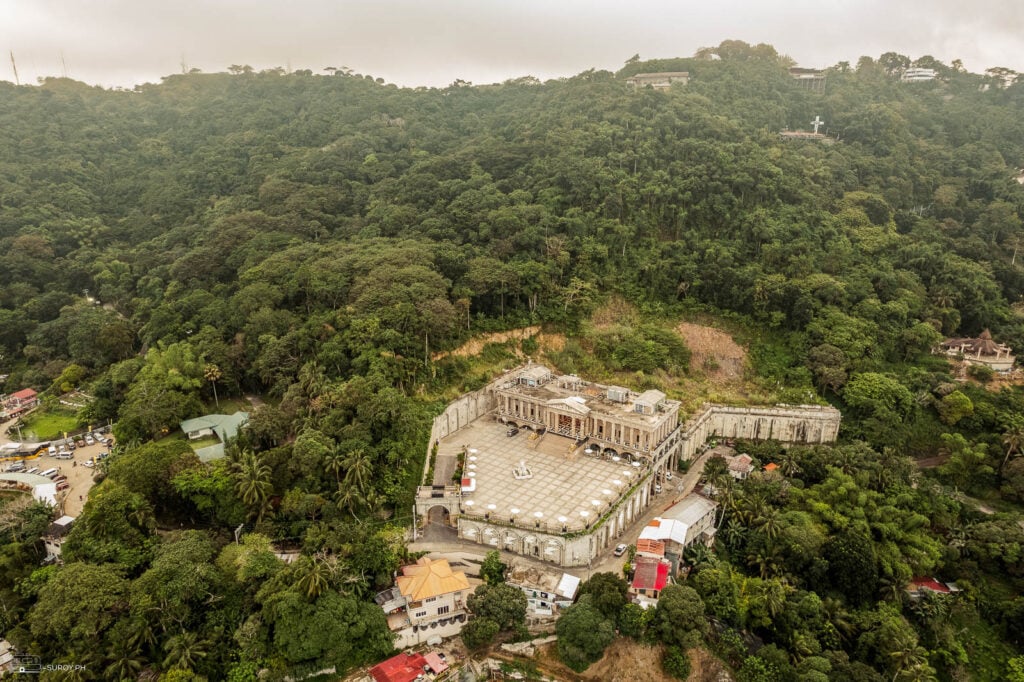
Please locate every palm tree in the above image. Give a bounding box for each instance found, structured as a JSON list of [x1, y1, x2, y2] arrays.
[[753, 507, 782, 541], [127, 617, 158, 655], [720, 517, 747, 552], [234, 450, 273, 521], [776, 450, 802, 478], [1002, 422, 1024, 471], [342, 449, 373, 493], [325, 449, 345, 487], [755, 578, 789, 618], [163, 631, 209, 671], [747, 542, 783, 579], [335, 485, 365, 521], [822, 596, 856, 643], [887, 630, 933, 682], [739, 493, 769, 525], [104, 640, 146, 680], [295, 554, 332, 600], [684, 543, 715, 570], [203, 363, 222, 409]]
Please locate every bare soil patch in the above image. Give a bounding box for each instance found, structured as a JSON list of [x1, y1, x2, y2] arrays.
[[581, 639, 674, 682], [529, 639, 674, 682], [432, 326, 566, 361], [675, 323, 748, 383], [688, 647, 734, 682], [591, 296, 640, 330]]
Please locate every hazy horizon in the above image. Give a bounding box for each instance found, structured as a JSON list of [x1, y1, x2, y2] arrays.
[[1, 0, 1022, 89]]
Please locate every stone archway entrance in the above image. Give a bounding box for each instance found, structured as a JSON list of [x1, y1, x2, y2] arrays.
[[420, 504, 457, 542]]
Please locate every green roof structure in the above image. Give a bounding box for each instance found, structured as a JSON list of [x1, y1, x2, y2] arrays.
[[180, 411, 248, 461]]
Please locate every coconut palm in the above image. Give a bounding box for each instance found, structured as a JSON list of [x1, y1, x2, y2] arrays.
[[233, 450, 273, 521], [295, 554, 333, 600], [163, 630, 209, 671], [719, 517, 747, 552], [776, 450, 802, 477], [822, 596, 856, 643], [104, 640, 146, 680], [747, 542, 783, 579], [342, 449, 373, 494], [888, 629, 933, 682], [335, 485, 365, 521], [1001, 422, 1024, 471], [755, 577, 789, 618], [325, 449, 345, 486], [753, 507, 782, 541]]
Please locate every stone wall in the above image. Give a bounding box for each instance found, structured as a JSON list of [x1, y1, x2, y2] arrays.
[[678, 404, 841, 460], [429, 388, 495, 445], [422, 387, 496, 486]]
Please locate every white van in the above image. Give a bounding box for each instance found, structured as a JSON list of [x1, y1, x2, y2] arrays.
[[25, 467, 40, 475], [48, 445, 57, 456], [40, 468, 58, 478]]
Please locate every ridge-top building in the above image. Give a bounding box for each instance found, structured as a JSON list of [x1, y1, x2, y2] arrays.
[[416, 363, 840, 567], [495, 364, 684, 472]]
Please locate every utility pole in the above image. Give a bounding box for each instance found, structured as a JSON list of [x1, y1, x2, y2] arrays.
[[9, 52, 19, 86]]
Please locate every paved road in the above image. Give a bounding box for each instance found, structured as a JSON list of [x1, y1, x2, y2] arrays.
[[412, 448, 720, 580]]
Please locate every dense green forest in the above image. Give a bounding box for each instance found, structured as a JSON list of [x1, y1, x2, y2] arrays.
[[2, 40, 1024, 680]]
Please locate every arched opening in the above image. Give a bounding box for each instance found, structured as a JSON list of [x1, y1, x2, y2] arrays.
[[422, 504, 457, 542]]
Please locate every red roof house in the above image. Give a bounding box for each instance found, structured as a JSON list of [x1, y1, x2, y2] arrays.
[[9, 389, 37, 403], [630, 556, 671, 599], [907, 576, 959, 598], [369, 651, 447, 682]]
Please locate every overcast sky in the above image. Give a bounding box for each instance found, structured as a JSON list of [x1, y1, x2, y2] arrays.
[[1, 0, 1022, 88]]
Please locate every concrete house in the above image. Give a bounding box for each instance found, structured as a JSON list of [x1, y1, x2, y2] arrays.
[[376, 557, 472, 649]]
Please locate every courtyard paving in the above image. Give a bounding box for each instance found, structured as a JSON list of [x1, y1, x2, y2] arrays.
[[439, 418, 650, 534]]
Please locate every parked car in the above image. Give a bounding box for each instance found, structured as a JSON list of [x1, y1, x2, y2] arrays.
[[665, 471, 673, 481], [56, 452, 72, 460], [84, 435, 95, 446], [25, 467, 40, 475], [75, 439, 86, 448], [47, 445, 57, 456], [66, 441, 76, 450], [56, 481, 70, 491], [7, 463, 25, 472], [83, 459, 94, 468], [506, 427, 519, 437], [52, 476, 67, 484], [654, 483, 662, 494], [613, 543, 628, 557]]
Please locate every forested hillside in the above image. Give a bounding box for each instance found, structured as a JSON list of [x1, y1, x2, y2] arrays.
[[1, 41, 1024, 680]]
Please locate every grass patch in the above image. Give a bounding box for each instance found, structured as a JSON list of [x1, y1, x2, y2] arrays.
[[188, 436, 222, 451], [20, 409, 81, 440], [203, 396, 251, 414]]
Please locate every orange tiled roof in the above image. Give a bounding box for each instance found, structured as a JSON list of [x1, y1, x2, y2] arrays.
[[396, 557, 470, 601]]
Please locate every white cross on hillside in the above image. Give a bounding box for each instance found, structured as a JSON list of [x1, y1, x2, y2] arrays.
[[811, 116, 824, 134]]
